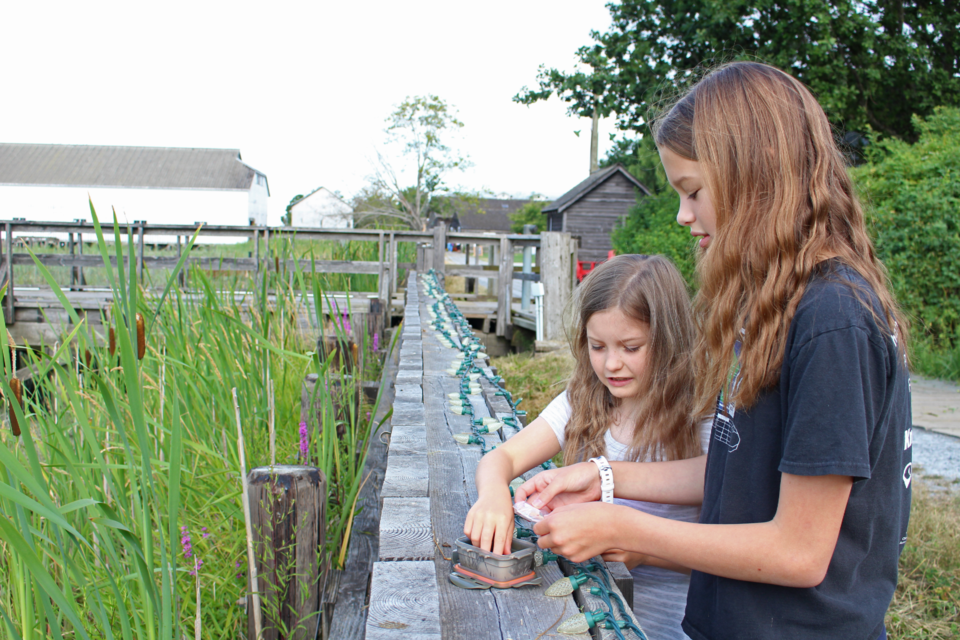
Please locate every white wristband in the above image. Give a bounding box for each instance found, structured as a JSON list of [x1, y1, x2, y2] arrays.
[[589, 456, 614, 504]]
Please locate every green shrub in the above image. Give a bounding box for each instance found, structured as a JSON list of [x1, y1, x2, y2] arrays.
[[855, 107, 960, 344], [611, 188, 698, 285]]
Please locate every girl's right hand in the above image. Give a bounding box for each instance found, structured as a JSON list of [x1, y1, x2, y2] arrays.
[[463, 489, 515, 556], [514, 461, 602, 511]]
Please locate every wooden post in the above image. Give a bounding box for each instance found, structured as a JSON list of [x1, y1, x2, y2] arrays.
[[247, 465, 327, 640], [539, 232, 576, 342], [301, 372, 361, 440], [68, 232, 76, 289], [496, 236, 512, 337], [487, 242, 496, 297], [464, 242, 475, 293], [521, 225, 536, 310], [377, 231, 387, 302], [4, 222, 13, 325], [389, 232, 398, 296], [137, 222, 145, 286], [415, 242, 425, 273], [432, 222, 446, 279], [177, 235, 186, 288], [77, 230, 85, 287], [368, 297, 384, 350]]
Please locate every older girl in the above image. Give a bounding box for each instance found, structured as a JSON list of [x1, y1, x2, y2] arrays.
[[518, 62, 912, 640]]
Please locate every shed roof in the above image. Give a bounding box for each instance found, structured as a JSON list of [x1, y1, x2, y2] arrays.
[[457, 198, 532, 232], [542, 164, 649, 214], [0, 143, 267, 192]]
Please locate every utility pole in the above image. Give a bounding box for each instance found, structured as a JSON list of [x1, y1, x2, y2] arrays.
[[589, 106, 600, 175]]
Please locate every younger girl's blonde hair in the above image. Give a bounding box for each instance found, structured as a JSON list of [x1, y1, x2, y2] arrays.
[[564, 254, 701, 465], [652, 61, 906, 414]]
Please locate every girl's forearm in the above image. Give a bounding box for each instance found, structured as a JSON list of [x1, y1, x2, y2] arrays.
[[474, 449, 516, 497], [610, 455, 706, 505], [616, 474, 852, 587]]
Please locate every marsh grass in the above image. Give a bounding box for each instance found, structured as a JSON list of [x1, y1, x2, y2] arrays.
[[0, 206, 389, 637], [491, 350, 960, 639]]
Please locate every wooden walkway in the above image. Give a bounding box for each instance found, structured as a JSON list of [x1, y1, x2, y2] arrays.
[[361, 273, 641, 640]]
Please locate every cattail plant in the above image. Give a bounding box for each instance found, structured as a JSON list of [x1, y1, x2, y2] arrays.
[[135, 312, 145, 360], [7, 377, 21, 437]]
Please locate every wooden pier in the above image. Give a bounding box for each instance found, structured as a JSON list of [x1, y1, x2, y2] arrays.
[[328, 272, 641, 640]]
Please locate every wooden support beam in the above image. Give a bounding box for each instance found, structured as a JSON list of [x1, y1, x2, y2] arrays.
[[247, 465, 327, 640], [539, 232, 576, 341], [433, 222, 446, 278], [4, 223, 12, 325], [496, 236, 512, 337]]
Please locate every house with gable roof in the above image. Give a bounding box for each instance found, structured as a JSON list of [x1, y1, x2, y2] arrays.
[[0, 143, 269, 227], [287, 187, 353, 229], [542, 164, 650, 265]]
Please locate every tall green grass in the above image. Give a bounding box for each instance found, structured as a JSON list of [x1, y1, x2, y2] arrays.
[[0, 206, 389, 637]]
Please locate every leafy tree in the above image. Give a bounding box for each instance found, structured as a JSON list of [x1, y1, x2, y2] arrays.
[[515, 0, 960, 141], [283, 194, 304, 226], [357, 95, 471, 231], [508, 197, 549, 233], [611, 189, 698, 285], [854, 106, 960, 342]]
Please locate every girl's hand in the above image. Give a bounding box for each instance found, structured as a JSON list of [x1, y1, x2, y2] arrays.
[[514, 462, 601, 511], [601, 548, 646, 570], [463, 490, 515, 556], [532, 502, 622, 563]]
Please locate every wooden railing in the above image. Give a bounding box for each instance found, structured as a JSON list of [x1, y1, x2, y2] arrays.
[[0, 220, 577, 342]]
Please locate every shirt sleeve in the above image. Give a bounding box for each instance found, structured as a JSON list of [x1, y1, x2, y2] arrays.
[[779, 324, 889, 481], [698, 418, 712, 454], [538, 391, 572, 447]]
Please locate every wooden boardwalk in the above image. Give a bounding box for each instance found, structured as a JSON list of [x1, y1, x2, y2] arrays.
[[361, 273, 641, 640]]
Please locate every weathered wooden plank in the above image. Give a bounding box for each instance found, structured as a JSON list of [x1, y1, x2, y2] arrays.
[[326, 330, 399, 640], [379, 497, 433, 561], [381, 451, 430, 498], [420, 327, 589, 640], [386, 424, 427, 456], [365, 561, 441, 640], [395, 384, 422, 404], [395, 370, 423, 386]]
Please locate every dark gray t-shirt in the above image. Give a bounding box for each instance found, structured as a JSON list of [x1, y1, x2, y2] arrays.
[[682, 262, 912, 640]]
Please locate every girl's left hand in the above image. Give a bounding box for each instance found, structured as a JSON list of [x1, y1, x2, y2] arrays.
[[533, 502, 621, 562]]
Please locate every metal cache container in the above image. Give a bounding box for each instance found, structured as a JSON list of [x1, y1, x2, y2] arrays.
[[453, 536, 538, 583]]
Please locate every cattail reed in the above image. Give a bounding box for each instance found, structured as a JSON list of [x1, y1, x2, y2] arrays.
[[109, 327, 116, 357], [8, 377, 22, 436], [6, 330, 14, 371], [136, 313, 145, 360]]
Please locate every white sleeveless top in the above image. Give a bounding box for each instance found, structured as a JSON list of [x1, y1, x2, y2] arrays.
[[538, 391, 711, 640]]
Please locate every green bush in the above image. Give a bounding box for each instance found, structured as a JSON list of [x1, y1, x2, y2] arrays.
[[611, 188, 698, 285], [854, 107, 960, 345]]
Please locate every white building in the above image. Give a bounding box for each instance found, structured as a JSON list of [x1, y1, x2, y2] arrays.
[[0, 143, 269, 227], [288, 187, 353, 229]]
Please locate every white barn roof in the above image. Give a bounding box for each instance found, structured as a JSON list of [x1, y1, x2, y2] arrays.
[[0, 143, 268, 193]]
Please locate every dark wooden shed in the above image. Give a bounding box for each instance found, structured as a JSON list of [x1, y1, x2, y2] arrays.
[[542, 164, 650, 263]]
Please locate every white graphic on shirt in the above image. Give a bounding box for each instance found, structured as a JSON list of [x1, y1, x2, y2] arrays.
[[713, 405, 740, 452], [902, 462, 912, 489], [904, 427, 913, 451]]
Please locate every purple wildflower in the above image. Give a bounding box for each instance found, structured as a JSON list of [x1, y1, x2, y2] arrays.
[[189, 557, 203, 577], [343, 313, 351, 336], [236, 559, 244, 580], [299, 421, 309, 462], [180, 525, 192, 559], [201, 527, 211, 540], [372, 332, 379, 352]]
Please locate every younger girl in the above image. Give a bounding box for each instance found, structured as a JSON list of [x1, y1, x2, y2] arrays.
[[517, 62, 912, 640], [464, 254, 708, 640]]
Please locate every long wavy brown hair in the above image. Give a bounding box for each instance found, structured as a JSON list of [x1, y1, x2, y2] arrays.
[[563, 255, 701, 465], [652, 62, 907, 414]]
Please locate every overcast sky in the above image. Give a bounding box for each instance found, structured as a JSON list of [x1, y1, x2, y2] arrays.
[[1, 1, 620, 225]]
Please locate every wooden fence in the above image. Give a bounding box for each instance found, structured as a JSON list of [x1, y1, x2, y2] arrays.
[[0, 220, 577, 345]]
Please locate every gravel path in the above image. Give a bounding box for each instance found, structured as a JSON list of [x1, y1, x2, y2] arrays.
[[912, 427, 960, 488]]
